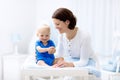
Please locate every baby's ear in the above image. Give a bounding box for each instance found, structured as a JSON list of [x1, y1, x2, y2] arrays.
[[36, 32, 39, 37]]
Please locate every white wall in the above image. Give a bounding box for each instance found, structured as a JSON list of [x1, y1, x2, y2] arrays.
[[0, 0, 36, 54], [36, 0, 77, 23]]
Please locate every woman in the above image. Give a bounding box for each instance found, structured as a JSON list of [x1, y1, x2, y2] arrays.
[[51, 8, 101, 80], [52, 7, 97, 68]]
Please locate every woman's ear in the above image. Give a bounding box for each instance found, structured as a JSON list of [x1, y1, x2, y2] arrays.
[[65, 20, 70, 25]]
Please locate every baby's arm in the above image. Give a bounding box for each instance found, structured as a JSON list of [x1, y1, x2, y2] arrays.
[[36, 46, 56, 54], [36, 46, 48, 53]]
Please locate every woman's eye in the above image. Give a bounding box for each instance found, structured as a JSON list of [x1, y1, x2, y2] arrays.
[[55, 23, 59, 25]]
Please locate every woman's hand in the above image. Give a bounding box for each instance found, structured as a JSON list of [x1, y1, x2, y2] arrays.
[[52, 64, 59, 68], [57, 60, 74, 67]]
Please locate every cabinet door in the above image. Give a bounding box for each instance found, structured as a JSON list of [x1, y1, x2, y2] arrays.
[[3, 55, 27, 80], [0, 56, 3, 80]]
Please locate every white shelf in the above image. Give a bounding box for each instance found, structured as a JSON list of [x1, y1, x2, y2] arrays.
[[2, 54, 28, 80]]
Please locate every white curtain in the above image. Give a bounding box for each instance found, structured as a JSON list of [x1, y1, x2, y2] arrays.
[[76, 0, 120, 56]]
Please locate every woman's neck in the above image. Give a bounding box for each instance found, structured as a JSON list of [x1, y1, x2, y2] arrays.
[[66, 27, 78, 40]]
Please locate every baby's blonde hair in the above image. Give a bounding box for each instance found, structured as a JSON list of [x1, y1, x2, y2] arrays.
[[36, 24, 50, 37]]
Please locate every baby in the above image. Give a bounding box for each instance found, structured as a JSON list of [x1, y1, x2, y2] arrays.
[[35, 24, 64, 67]]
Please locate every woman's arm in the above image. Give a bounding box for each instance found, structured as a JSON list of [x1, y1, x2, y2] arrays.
[[73, 35, 94, 67]]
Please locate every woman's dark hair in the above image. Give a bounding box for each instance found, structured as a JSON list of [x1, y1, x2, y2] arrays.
[[52, 8, 77, 30]]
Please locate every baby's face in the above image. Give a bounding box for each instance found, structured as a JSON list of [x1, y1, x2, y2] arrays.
[[37, 27, 50, 44]]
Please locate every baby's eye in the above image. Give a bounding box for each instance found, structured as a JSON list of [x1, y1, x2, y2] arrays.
[[40, 35, 43, 37], [46, 35, 49, 37]]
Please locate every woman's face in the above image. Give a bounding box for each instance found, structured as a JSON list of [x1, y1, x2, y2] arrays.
[[52, 18, 69, 34]]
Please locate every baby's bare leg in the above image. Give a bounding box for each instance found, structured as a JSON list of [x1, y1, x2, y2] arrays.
[[37, 60, 49, 66], [53, 57, 64, 64]]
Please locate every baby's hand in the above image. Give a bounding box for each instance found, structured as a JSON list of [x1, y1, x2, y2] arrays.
[[48, 47, 56, 54]]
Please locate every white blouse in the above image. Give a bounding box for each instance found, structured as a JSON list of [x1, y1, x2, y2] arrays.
[[55, 27, 96, 67]]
